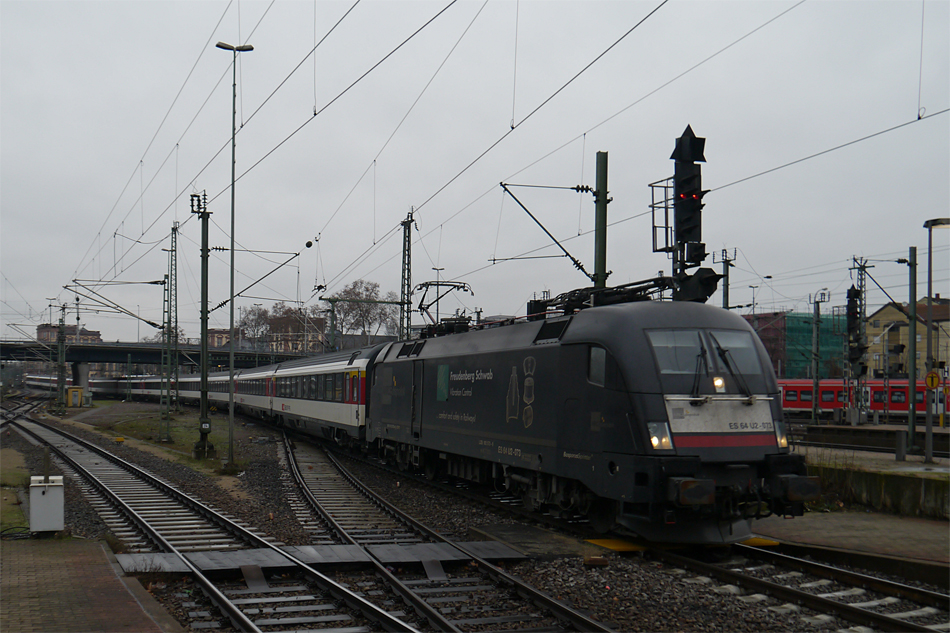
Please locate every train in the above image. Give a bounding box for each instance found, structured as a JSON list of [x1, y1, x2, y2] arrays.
[[778, 378, 948, 420], [25, 300, 822, 544]]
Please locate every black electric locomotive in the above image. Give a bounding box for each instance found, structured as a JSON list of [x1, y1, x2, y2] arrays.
[[367, 299, 816, 543]]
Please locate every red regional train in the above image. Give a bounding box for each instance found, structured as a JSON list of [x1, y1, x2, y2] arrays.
[[778, 378, 948, 419]]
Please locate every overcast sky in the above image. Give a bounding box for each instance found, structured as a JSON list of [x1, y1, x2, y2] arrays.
[[2, 0, 948, 343]]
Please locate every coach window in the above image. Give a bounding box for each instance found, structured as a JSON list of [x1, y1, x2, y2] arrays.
[[335, 373, 344, 402], [800, 390, 813, 402], [344, 374, 351, 402], [872, 390, 886, 403], [821, 390, 835, 403], [589, 346, 606, 386], [838, 391, 846, 402], [317, 375, 325, 400], [891, 390, 906, 404], [915, 390, 924, 404], [785, 390, 798, 401]]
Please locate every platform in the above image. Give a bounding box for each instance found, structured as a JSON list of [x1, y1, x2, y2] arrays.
[[753, 445, 949, 587], [803, 423, 949, 455], [0, 539, 183, 633], [794, 444, 949, 518]]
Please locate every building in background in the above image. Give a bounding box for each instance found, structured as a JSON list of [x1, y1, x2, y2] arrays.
[[866, 296, 949, 379], [744, 311, 845, 379], [36, 324, 102, 343]]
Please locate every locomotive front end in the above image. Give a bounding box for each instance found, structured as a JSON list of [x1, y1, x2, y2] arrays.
[[564, 301, 818, 544]]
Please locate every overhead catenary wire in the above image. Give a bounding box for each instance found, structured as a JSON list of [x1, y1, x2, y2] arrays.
[[411, 0, 671, 218], [222, 0, 459, 209], [98, 0, 458, 308], [74, 0, 803, 316], [510, 0, 520, 129], [33, 2, 946, 341], [326, 0, 671, 290], [381, 0, 805, 281], [917, 0, 927, 119], [71, 1, 234, 283], [73, 0, 355, 291], [712, 108, 949, 192], [316, 0, 486, 240]]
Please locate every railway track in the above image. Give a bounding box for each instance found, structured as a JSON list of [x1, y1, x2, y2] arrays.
[[651, 545, 950, 632], [3, 413, 429, 632], [11, 418, 271, 552], [318, 438, 950, 632], [285, 436, 615, 632]]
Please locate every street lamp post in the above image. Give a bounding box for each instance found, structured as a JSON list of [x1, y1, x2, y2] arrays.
[[811, 289, 829, 423], [217, 40, 253, 467], [923, 218, 949, 464], [253, 303, 262, 367]]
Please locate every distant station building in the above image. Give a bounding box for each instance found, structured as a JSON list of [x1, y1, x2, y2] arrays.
[[866, 296, 949, 379], [746, 295, 949, 381], [37, 324, 102, 344]]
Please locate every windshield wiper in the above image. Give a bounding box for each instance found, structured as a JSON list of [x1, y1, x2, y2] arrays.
[[708, 333, 752, 398], [690, 332, 708, 399]]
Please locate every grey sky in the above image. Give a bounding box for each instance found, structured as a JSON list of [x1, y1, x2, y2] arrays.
[[2, 0, 948, 343]]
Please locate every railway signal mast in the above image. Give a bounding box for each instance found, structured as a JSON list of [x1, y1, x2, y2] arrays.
[[652, 125, 721, 302], [846, 285, 869, 424], [671, 125, 707, 276]]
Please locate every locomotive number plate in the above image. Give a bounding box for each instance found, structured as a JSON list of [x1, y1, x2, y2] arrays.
[[665, 397, 773, 434]]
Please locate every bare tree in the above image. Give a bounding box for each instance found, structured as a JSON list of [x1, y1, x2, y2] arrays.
[[324, 280, 399, 347], [380, 290, 400, 336], [266, 302, 326, 353], [239, 304, 270, 349], [142, 325, 186, 343]]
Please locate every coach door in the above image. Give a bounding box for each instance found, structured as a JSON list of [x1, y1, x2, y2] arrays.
[[411, 360, 423, 441], [267, 376, 276, 415]]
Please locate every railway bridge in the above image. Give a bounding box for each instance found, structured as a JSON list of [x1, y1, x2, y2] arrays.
[[0, 339, 307, 391]]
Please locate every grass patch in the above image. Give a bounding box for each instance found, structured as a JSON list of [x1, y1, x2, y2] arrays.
[[97, 410, 247, 474], [90, 399, 121, 409], [805, 447, 857, 511], [1, 447, 31, 531], [0, 487, 29, 531]]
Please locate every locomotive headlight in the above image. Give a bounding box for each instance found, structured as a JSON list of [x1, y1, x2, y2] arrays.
[[774, 420, 789, 448], [712, 376, 726, 393], [648, 422, 674, 451]]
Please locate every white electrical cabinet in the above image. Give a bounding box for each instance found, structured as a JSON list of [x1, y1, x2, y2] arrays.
[[30, 476, 64, 532]]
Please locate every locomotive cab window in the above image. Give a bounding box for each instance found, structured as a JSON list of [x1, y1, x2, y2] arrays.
[[647, 330, 703, 375], [589, 346, 606, 386]]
